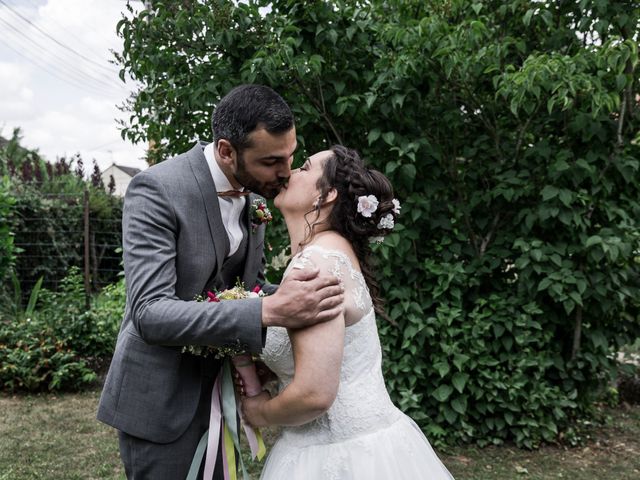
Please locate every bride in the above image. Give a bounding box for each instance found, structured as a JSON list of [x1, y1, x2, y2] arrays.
[[240, 145, 454, 479]]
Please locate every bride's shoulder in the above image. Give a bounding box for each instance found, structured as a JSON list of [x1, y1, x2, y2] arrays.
[[304, 234, 360, 271]]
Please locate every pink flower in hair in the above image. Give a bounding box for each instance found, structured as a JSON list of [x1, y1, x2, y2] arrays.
[[357, 195, 379, 218]]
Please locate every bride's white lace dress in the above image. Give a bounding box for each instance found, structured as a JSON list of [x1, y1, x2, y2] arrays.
[[260, 245, 454, 479]]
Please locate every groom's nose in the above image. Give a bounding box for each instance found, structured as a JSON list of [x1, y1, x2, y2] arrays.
[[276, 161, 292, 180]]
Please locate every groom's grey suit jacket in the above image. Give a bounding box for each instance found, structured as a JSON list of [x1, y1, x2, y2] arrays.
[[97, 141, 272, 443]]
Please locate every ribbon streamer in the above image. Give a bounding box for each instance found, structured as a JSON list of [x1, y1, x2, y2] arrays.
[[221, 360, 250, 480], [203, 375, 223, 479], [187, 358, 266, 480]]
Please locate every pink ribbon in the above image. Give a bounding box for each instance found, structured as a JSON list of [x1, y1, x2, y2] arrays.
[[203, 373, 223, 480], [242, 422, 260, 459]]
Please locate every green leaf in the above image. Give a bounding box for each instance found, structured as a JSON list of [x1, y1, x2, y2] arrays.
[[400, 164, 416, 182], [585, 235, 602, 248], [576, 279, 587, 295], [452, 372, 469, 393], [538, 278, 552, 291], [333, 81, 345, 95], [523, 9, 534, 27], [568, 291, 583, 307], [443, 405, 458, 424], [451, 395, 467, 414], [432, 384, 454, 402], [434, 361, 450, 378], [558, 189, 572, 207], [541, 185, 558, 201], [327, 29, 338, 45], [530, 249, 543, 262], [367, 128, 381, 145], [382, 132, 395, 145], [453, 354, 470, 370], [505, 412, 515, 425], [25, 276, 43, 316]]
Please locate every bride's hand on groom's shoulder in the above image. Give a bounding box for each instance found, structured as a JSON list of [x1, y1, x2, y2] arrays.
[[240, 391, 271, 428], [261, 267, 344, 329]]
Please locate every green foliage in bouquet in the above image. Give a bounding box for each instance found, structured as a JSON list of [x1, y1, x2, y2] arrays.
[[116, 0, 640, 447]]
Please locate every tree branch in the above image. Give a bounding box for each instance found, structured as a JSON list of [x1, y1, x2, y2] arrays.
[[616, 89, 627, 148], [294, 76, 344, 145], [479, 212, 501, 256], [571, 305, 583, 360]]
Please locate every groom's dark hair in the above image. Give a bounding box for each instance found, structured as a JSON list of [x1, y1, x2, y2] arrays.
[[212, 84, 294, 152]]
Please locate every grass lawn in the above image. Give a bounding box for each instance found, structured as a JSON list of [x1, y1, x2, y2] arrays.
[[1, 389, 638, 479]]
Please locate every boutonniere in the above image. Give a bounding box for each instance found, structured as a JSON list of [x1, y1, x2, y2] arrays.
[[250, 198, 273, 232]]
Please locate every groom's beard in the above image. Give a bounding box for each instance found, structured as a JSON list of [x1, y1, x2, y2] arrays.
[[234, 153, 288, 199]]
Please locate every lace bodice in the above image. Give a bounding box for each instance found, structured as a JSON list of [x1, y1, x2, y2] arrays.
[[261, 245, 401, 448]]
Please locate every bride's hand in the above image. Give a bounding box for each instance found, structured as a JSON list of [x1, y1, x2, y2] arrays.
[[240, 391, 271, 428]]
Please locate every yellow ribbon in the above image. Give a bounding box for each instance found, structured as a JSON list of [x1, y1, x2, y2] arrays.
[[223, 423, 237, 480]]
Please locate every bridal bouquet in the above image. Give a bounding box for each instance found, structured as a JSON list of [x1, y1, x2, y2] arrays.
[[182, 283, 265, 362], [185, 283, 266, 480]]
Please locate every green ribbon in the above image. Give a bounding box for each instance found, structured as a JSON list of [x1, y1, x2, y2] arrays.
[[221, 359, 250, 480], [185, 429, 209, 480]]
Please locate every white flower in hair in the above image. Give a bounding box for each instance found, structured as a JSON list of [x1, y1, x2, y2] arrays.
[[392, 198, 401, 215], [369, 236, 385, 244], [357, 195, 379, 218], [377, 213, 394, 230]]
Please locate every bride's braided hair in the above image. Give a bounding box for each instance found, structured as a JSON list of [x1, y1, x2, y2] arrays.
[[302, 145, 398, 321]]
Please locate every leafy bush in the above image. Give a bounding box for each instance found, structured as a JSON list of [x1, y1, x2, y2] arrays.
[[117, 0, 640, 446], [37, 267, 124, 360], [0, 317, 97, 391], [0, 268, 125, 392], [0, 132, 124, 297], [0, 176, 16, 285]]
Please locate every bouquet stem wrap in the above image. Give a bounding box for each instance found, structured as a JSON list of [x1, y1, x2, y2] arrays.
[[186, 360, 266, 480]]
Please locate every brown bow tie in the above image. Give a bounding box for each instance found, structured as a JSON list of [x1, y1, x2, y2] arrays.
[[217, 190, 250, 198]]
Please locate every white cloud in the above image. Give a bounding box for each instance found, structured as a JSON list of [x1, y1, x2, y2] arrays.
[[0, 62, 35, 120], [11, 98, 146, 171], [0, 0, 146, 170]]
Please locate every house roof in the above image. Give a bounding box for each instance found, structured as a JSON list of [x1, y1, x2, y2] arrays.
[[105, 164, 142, 177]]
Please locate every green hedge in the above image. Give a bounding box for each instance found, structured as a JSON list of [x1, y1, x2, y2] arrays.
[[0, 176, 16, 285], [116, 0, 640, 447]]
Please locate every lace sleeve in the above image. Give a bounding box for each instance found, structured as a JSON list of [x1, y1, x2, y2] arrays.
[[294, 245, 373, 326]]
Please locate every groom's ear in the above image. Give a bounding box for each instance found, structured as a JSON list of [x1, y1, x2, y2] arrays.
[[216, 139, 236, 166]]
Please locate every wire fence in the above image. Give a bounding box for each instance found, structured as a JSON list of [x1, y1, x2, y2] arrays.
[[10, 186, 123, 303]]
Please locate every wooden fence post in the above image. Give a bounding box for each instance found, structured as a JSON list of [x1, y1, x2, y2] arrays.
[[83, 187, 91, 310]]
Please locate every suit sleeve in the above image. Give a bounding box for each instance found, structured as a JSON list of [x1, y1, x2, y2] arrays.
[[122, 172, 264, 353]]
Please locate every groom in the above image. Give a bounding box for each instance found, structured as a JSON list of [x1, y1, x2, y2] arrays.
[[97, 84, 344, 479]]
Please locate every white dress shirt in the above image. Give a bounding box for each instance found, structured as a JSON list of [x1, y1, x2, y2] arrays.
[[203, 143, 246, 257]]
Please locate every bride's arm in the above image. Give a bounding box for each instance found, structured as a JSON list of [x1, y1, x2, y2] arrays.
[[241, 312, 345, 427]]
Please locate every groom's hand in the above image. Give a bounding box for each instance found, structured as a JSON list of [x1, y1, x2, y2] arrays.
[[261, 267, 344, 328]]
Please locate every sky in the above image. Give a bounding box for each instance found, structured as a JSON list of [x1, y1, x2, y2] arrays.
[[0, 0, 148, 171]]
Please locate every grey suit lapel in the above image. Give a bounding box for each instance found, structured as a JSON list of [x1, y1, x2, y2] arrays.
[[187, 142, 229, 270]]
